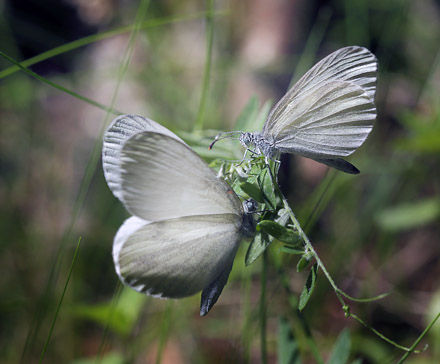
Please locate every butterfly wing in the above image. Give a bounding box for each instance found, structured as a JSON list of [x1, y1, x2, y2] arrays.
[[102, 114, 184, 201], [262, 46, 377, 159], [200, 260, 234, 316], [118, 131, 243, 221], [113, 214, 242, 299], [271, 81, 376, 158]]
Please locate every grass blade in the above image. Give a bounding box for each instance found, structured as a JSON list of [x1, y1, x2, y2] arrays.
[[38, 238, 82, 364], [0, 51, 122, 114], [0, 11, 227, 80], [194, 0, 215, 130]]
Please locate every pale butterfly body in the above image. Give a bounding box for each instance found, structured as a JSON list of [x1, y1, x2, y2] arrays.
[[102, 115, 255, 315], [210, 46, 378, 174]]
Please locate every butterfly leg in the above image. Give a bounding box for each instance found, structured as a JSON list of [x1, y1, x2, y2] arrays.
[[238, 147, 260, 166], [263, 154, 281, 185]]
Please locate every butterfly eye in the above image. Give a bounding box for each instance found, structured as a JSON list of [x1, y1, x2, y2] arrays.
[[239, 132, 253, 146], [244, 198, 258, 213]]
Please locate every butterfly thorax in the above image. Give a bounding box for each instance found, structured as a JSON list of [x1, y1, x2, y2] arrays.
[[239, 132, 277, 160]]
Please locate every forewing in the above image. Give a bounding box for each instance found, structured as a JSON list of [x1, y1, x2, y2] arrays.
[[113, 214, 243, 298], [102, 114, 184, 200], [120, 132, 243, 221], [264, 46, 377, 136], [270, 81, 376, 158]]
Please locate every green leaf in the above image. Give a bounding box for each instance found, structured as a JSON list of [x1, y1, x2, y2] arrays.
[[376, 197, 440, 232], [258, 220, 302, 245], [240, 182, 265, 203], [279, 246, 304, 255], [298, 263, 318, 311], [278, 317, 300, 364], [259, 168, 277, 208], [232, 180, 245, 196], [296, 256, 310, 272], [245, 233, 272, 266], [328, 329, 351, 364], [250, 162, 263, 177]]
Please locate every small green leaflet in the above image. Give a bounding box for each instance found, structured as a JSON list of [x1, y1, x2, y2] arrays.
[[298, 263, 318, 311], [240, 181, 266, 203], [279, 246, 304, 255], [296, 256, 311, 272], [258, 168, 277, 208], [258, 220, 302, 245], [245, 233, 272, 266]]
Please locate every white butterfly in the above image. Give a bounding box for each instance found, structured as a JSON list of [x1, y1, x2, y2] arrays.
[[102, 115, 255, 315], [210, 46, 378, 174]]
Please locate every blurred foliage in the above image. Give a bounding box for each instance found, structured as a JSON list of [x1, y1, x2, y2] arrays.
[[0, 0, 439, 363]]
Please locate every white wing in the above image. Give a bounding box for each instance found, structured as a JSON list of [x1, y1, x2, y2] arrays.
[[262, 46, 377, 158], [119, 132, 243, 221], [113, 214, 242, 298], [272, 81, 376, 158], [102, 114, 184, 200]]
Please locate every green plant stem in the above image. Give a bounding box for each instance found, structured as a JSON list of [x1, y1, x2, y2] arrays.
[[348, 311, 425, 353], [396, 312, 438, 363], [194, 0, 215, 130], [280, 196, 347, 308], [260, 250, 268, 364], [38, 238, 81, 364], [270, 174, 425, 354]]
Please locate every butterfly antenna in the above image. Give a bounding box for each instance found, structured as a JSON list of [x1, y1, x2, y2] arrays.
[[208, 131, 243, 150]]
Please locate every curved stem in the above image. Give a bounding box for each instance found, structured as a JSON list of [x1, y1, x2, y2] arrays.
[[276, 184, 425, 354], [277, 188, 347, 308]]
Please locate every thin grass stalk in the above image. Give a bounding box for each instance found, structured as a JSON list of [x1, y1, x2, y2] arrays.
[[38, 238, 81, 364], [0, 10, 227, 80], [20, 1, 151, 361], [0, 51, 122, 115], [194, 0, 215, 130]]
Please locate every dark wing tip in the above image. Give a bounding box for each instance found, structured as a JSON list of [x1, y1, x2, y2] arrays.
[[199, 263, 233, 316], [312, 158, 361, 174]]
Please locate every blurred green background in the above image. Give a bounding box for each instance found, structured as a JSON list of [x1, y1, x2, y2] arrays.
[[1, 0, 439, 363]]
